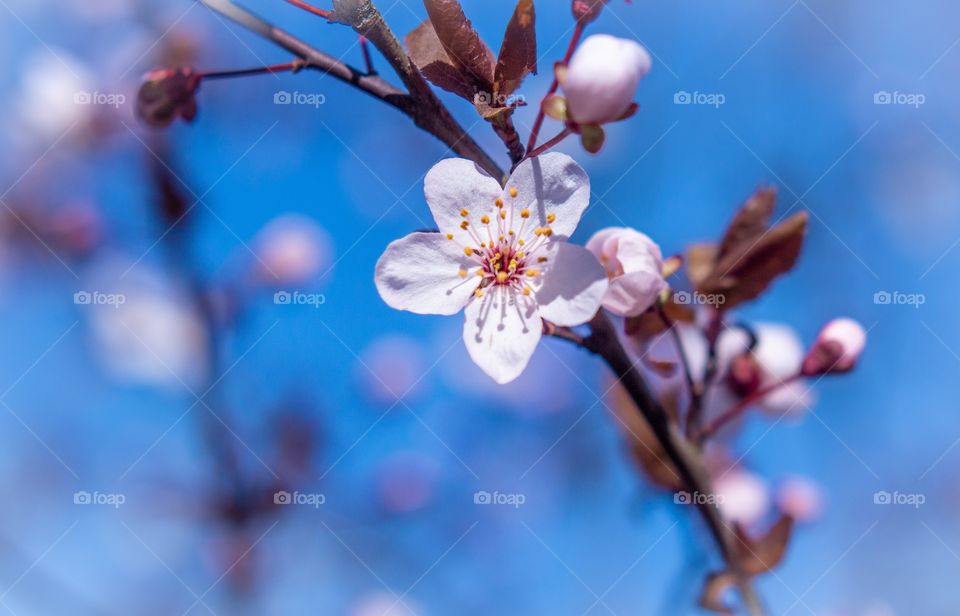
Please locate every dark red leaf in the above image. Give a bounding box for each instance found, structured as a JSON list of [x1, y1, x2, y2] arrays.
[[422, 0, 495, 91], [405, 20, 476, 100], [692, 188, 808, 310], [494, 0, 537, 98]]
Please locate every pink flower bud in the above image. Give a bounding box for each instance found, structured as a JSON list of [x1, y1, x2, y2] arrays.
[[571, 0, 608, 24], [562, 34, 651, 125], [585, 227, 667, 317], [803, 318, 866, 375], [136, 67, 200, 128]]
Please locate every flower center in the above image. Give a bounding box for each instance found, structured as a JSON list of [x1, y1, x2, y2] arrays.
[[449, 187, 556, 298]]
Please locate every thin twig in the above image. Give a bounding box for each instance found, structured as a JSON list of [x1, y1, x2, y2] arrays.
[[358, 35, 376, 75], [200, 59, 305, 80], [283, 0, 331, 18], [699, 374, 801, 440], [657, 306, 698, 404], [526, 22, 584, 153], [199, 0, 503, 178], [686, 309, 722, 438], [523, 127, 572, 161]]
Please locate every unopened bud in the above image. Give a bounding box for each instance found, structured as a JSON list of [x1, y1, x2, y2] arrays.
[[802, 318, 866, 375], [137, 67, 200, 128]]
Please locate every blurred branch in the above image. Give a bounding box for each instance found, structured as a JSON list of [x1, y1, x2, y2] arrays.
[[551, 311, 765, 616], [199, 0, 504, 179]]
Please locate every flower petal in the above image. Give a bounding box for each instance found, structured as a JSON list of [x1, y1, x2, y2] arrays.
[[506, 153, 590, 239], [424, 158, 503, 238], [604, 270, 667, 316], [534, 242, 608, 326], [585, 227, 622, 262], [375, 232, 479, 315], [463, 287, 542, 384]]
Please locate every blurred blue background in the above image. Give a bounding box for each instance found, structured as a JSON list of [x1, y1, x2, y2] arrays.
[[0, 0, 957, 614]]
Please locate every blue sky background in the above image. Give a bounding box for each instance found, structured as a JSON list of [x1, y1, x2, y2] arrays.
[[0, 0, 958, 614]]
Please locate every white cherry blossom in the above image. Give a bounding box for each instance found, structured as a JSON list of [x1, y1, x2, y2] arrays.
[[375, 153, 608, 384]]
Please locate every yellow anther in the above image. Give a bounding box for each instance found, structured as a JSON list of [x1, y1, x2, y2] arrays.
[[508, 259, 518, 271], [460, 220, 469, 230], [494, 262, 502, 271], [543, 227, 553, 237], [518, 239, 525, 246], [481, 215, 490, 224], [495, 198, 504, 207], [508, 230, 515, 236], [546, 213, 556, 223], [509, 187, 518, 198], [498, 235, 505, 241], [458, 269, 468, 278], [446, 233, 454, 240], [526, 269, 539, 278], [516, 252, 524, 259], [538, 256, 548, 263], [499, 209, 507, 219], [523, 286, 531, 296], [475, 288, 484, 298], [520, 208, 530, 219], [464, 247, 474, 256], [481, 242, 487, 248], [496, 272, 508, 283], [476, 268, 484, 277], [460, 208, 469, 217], [533, 227, 543, 236]]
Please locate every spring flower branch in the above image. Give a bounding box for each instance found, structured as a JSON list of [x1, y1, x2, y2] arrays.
[[137, 1, 871, 613]]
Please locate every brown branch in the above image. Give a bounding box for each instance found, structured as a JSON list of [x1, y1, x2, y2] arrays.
[[199, 0, 503, 179], [552, 311, 765, 616]]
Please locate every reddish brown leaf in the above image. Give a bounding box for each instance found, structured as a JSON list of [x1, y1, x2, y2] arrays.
[[422, 0, 495, 91], [405, 20, 476, 100], [716, 187, 777, 264], [699, 570, 737, 615], [733, 515, 794, 576], [494, 0, 537, 98], [686, 243, 718, 289], [623, 298, 694, 343], [692, 189, 808, 310], [608, 379, 683, 490]]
